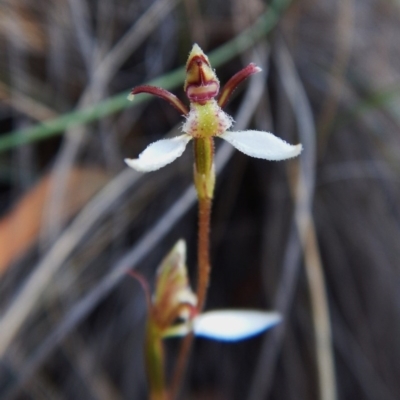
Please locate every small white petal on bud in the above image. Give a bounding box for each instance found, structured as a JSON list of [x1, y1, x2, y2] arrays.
[[193, 310, 282, 341]]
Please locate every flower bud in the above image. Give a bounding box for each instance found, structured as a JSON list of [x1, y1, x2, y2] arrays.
[[152, 240, 197, 332], [184, 44, 220, 103]]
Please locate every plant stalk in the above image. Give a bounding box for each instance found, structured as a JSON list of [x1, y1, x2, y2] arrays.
[[196, 196, 212, 311], [145, 321, 167, 400], [193, 137, 215, 311], [168, 198, 211, 400], [169, 138, 215, 399]]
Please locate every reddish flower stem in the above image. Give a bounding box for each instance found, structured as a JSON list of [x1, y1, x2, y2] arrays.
[[196, 196, 212, 311], [169, 164, 213, 400], [169, 198, 212, 400], [168, 330, 194, 400]]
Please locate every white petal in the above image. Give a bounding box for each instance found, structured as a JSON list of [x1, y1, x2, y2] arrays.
[[125, 135, 192, 172], [220, 130, 302, 161], [193, 310, 281, 342]]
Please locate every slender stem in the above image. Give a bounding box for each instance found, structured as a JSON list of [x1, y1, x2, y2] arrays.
[[168, 331, 194, 400], [196, 196, 212, 311], [169, 139, 214, 399], [145, 321, 167, 400], [168, 198, 212, 400], [128, 271, 167, 399], [193, 137, 214, 311]]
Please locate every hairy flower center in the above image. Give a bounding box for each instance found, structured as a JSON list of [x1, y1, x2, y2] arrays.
[[182, 100, 233, 139]]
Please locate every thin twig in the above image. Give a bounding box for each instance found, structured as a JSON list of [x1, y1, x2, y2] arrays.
[[278, 37, 337, 400], [67, 0, 95, 71], [0, 80, 58, 121], [248, 35, 322, 400], [317, 0, 354, 152]]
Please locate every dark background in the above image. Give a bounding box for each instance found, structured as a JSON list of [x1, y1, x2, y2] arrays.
[[0, 0, 399, 399]]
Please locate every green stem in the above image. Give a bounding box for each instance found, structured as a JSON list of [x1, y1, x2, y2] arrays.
[[145, 321, 167, 400]]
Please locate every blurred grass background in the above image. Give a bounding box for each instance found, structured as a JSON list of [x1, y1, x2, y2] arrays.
[[1, 0, 400, 399]]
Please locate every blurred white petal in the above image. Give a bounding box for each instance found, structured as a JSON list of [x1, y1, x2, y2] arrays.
[[220, 130, 302, 160], [125, 134, 192, 172], [193, 310, 281, 341]]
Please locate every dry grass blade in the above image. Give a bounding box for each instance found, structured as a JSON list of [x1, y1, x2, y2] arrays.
[[277, 37, 337, 400], [0, 81, 58, 121], [317, 0, 354, 146], [67, 0, 95, 71], [248, 35, 336, 400], [42, 0, 182, 244], [0, 169, 141, 358], [0, 167, 109, 274], [89, 0, 181, 90]]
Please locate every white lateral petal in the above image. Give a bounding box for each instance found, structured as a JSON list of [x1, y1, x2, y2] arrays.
[[220, 130, 302, 161], [125, 135, 192, 172], [193, 310, 281, 342]]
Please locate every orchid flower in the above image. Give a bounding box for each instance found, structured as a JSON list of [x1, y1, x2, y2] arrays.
[[126, 46, 295, 398], [125, 44, 302, 175], [134, 240, 281, 344], [133, 240, 281, 399]]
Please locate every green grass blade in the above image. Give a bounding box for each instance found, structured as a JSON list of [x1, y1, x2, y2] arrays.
[[0, 0, 291, 153]]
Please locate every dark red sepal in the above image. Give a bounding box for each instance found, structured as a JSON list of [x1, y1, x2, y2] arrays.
[[217, 63, 262, 109], [131, 85, 189, 115]]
